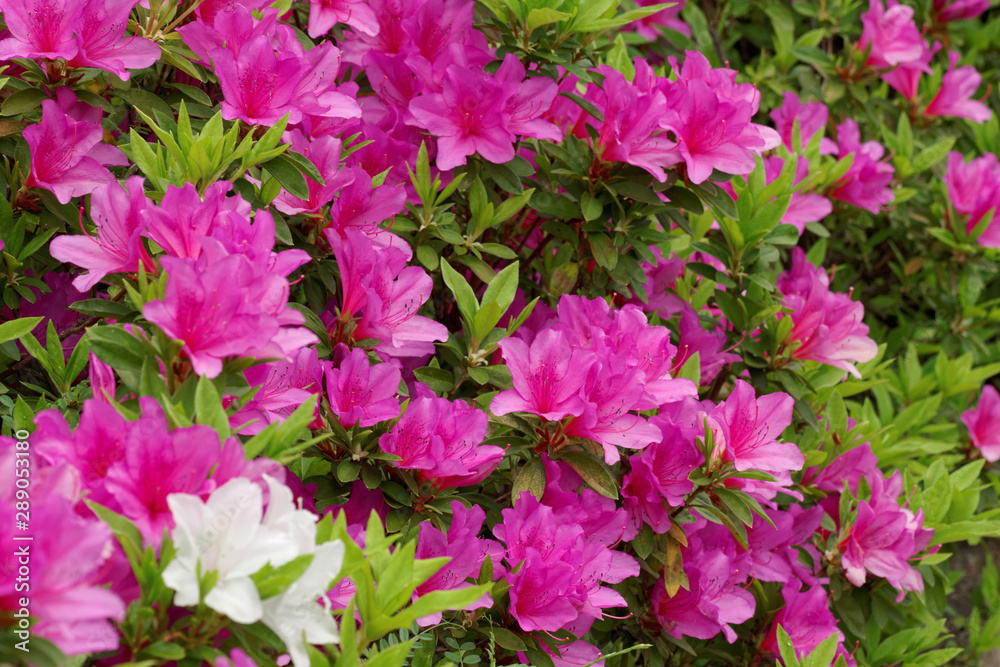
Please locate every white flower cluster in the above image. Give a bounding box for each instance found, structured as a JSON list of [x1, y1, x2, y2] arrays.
[[162, 475, 345, 667]]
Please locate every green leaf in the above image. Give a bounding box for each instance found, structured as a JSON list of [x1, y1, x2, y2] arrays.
[[0, 88, 49, 116], [588, 232, 618, 271], [776, 626, 801, 667], [801, 632, 840, 667], [364, 640, 415, 667], [195, 375, 231, 437], [490, 627, 527, 652], [70, 299, 133, 320], [0, 316, 42, 345], [932, 520, 1000, 544], [910, 137, 956, 173], [86, 325, 149, 375], [512, 458, 546, 501], [440, 259, 479, 326], [559, 451, 618, 498], [85, 501, 146, 573], [526, 7, 573, 31], [261, 154, 310, 200], [138, 642, 187, 661], [481, 261, 520, 313]]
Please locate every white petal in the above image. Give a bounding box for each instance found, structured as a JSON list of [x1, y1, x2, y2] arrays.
[[205, 576, 263, 624]]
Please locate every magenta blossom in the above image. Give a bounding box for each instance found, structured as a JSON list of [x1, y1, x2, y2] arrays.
[[631, 0, 690, 39], [23, 98, 127, 204], [622, 417, 704, 538], [828, 119, 895, 213], [944, 151, 1000, 247], [492, 329, 595, 421], [839, 470, 934, 601], [924, 51, 992, 123], [379, 385, 500, 490], [230, 348, 327, 435], [651, 520, 755, 643], [412, 501, 504, 624], [0, 441, 125, 655], [858, 0, 927, 71], [0, 0, 83, 61], [407, 64, 517, 170], [933, 0, 990, 22], [710, 380, 801, 476], [325, 345, 402, 428], [777, 248, 879, 378], [308, 0, 380, 38], [761, 583, 855, 666], [769, 92, 837, 153], [69, 0, 160, 80], [961, 384, 1000, 462], [672, 306, 741, 386], [144, 253, 315, 379], [50, 176, 154, 291]]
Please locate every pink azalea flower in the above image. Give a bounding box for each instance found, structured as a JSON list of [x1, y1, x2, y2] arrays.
[[944, 151, 1000, 247], [69, 0, 160, 80], [803, 442, 880, 495], [622, 418, 704, 538], [143, 253, 314, 379], [0, 0, 83, 61], [213, 34, 304, 126], [88, 352, 117, 403], [23, 98, 127, 204], [881, 40, 938, 102], [50, 176, 154, 291], [494, 53, 563, 143], [828, 119, 895, 213], [710, 380, 801, 475], [858, 0, 927, 70], [407, 64, 517, 170], [651, 521, 755, 642], [492, 329, 595, 421], [326, 229, 448, 358], [777, 248, 879, 378], [273, 134, 355, 216], [672, 306, 741, 385], [631, 0, 690, 39], [839, 470, 934, 601], [769, 92, 836, 153], [761, 583, 855, 666], [627, 246, 688, 318], [961, 384, 1000, 462], [933, 0, 990, 22], [329, 167, 407, 234], [661, 51, 781, 184], [588, 65, 680, 183], [495, 489, 637, 635], [924, 51, 992, 123], [307, 0, 380, 38], [230, 348, 327, 435], [0, 441, 125, 655], [742, 505, 825, 585], [564, 360, 660, 464], [216, 648, 259, 667], [379, 386, 500, 490], [412, 501, 503, 624], [142, 181, 253, 260], [325, 345, 402, 427]]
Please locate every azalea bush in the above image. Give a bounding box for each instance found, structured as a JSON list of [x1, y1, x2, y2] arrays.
[[2, 0, 1000, 666]]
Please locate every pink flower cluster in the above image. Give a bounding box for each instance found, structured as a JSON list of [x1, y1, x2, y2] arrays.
[[493, 294, 697, 464], [0, 0, 160, 80], [558, 54, 780, 184], [858, 0, 990, 122], [945, 151, 1000, 248], [777, 248, 879, 377], [496, 458, 638, 644]]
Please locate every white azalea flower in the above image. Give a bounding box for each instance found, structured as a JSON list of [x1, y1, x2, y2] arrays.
[[261, 540, 346, 667], [162, 475, 318, 624]]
